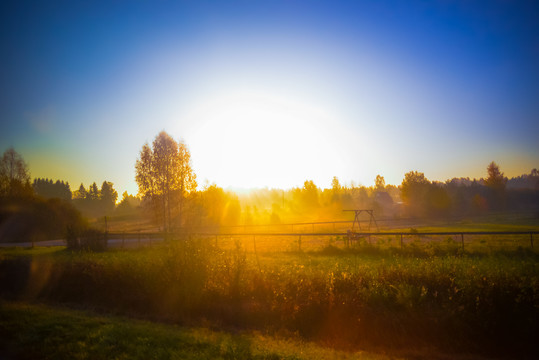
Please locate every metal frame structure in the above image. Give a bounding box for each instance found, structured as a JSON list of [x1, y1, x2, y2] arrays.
[[343, 209, 380, 232]]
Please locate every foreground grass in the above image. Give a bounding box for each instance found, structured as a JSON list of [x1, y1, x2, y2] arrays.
[[0, 301, 393, 360], [1, 244, 538, 358]]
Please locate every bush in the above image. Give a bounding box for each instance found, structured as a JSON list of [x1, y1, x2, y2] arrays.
[[0, 197, 86, 243], [65, 227, 107, 252]]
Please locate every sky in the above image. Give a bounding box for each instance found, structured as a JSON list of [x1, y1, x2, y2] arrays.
[[1, 0, 538, 195]]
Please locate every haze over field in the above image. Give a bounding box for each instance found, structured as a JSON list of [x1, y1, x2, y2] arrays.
[[1, 0, 538, 195]]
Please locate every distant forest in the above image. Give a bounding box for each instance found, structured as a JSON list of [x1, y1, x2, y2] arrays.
[[27, 167, 539, 225], [0, 142, 538, 242]]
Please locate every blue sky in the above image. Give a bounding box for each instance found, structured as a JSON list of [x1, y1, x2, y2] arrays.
[[1, 0, 538, 194]]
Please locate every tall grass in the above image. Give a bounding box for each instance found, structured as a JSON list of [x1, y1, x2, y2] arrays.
[[0, 243, 537, 358]]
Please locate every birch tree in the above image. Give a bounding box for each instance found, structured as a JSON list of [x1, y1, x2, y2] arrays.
[[135, 131, 196, 232]]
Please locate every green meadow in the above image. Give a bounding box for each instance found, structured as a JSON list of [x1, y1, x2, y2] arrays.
[[2, 301, 395, 360], [1, 239, 537, 359]]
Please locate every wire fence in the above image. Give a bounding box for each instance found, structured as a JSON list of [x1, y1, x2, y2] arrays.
[[103, 210, 539, 234], [107, 230, 539, 252]]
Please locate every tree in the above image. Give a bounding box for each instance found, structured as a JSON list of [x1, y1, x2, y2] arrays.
[[74, 183, 87, 200], [299, 180, 319, 210], [198, 184, 226, 227], [330, 176, 342, 203], [223, 194, 241, 226], [401, 171, 429, 202], [484, 161, 506, 191], [426, 184, 451, 216], [135, 131, 197, 232], [117, 191, 140, 213], [0, 147, 32, 197], [88, 182, 99, 201], [100, 181, 118, 214], [375, 175, 386, 191], [33, 178, 72, 200], [331, 176, 341, 192], [401, 171, 431, 217], [176, 140, 198, 226], [484, 161, 507, 210]]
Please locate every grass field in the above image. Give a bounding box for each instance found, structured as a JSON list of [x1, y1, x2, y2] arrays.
[[2, 301, 402, 360], [1, 238, 538, 359]]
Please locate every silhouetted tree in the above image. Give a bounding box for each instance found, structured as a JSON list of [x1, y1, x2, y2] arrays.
[[33, 178, 72, 200], [117, 191, 141, 214], [100, 181, 118, 214], [401, 171, 431, 217], [135, 131, 197, 232], [88, 182, 99, 201], [507, 169, 539, 190], [74, 183, 87, 200], [484, 161, 506, 191], [484, 161, 507, 210], [0, 147, 32, 197], [71, 181, 116, 217], [58, 180, 72, 200]]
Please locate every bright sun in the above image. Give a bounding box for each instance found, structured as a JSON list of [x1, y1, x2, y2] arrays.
[[184, 91, 344, 189]]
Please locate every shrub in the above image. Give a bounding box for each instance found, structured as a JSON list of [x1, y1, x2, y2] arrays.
[[0, 197, 86, 243], [65, 227, 107, 252]]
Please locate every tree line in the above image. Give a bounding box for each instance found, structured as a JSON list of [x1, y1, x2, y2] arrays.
[[1, 137, 538, 239], [72, 181, 118, 217], [0, 147, 122, 243], [0, 148, 85, 243], [33, 178, 72, 201]]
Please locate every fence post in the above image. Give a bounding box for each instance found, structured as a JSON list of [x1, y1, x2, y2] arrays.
[[400, 234, 403, 249], [461, 233, 464, 251], [531, 233, 534, 249], [122, 233, 125, 248], [253, 235, 261, 272], [298, 235, 302, 251]]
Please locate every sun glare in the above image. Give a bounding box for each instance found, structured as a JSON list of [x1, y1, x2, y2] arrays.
[[185, 91, 344, 189]]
